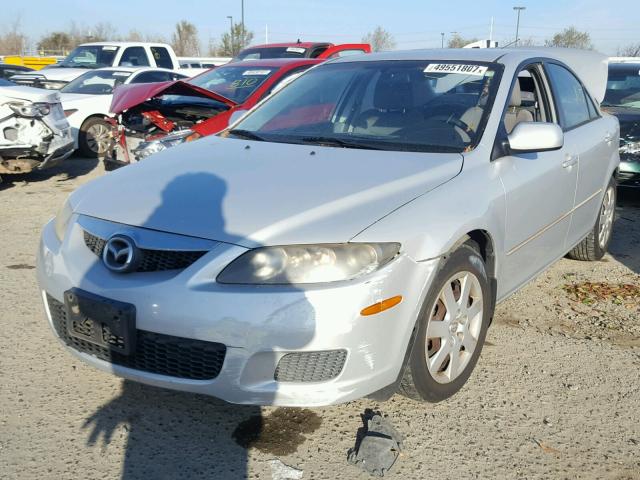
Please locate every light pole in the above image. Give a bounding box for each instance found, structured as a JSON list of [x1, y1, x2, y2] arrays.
[[227, 16, 234, 54], [241, 0, 245, 33], [513, 6, 526, 46], [441, 32, 445, 48]]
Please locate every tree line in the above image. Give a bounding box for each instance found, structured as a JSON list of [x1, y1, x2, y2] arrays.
[[0, 19, 254, 57], [1, 19, 638, 57]]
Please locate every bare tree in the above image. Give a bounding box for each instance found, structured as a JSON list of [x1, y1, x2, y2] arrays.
[[172, 20, 200, 56], [0, 18, 28, 55], [37, 32, 74, 55], [518, 37, 539, 47], [218, 23, 254, 57], [362, 26, 396, 52], [545, 27, 592, 49], [617, 43, 640, 57], [447, 33, 478, 48]]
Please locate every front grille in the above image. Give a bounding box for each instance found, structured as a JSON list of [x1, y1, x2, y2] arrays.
[[274, 350, 347, 382], [83, 230, 207, 272], [47, 295, 226, 380]]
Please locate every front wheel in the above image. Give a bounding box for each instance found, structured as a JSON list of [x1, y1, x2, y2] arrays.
[[79, 118, 111, 158], [400, 243, 492, 402], [567, 176, 616, 261]]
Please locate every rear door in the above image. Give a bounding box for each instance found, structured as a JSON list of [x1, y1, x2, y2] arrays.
[[317, 44, 372, 59], [544, 62, 616, 248]]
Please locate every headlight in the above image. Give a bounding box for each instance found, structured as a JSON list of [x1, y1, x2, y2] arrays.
[[133, 130, 201, 160], [54, 198, 74, 242], [217, 243, 400, 285], [9, 102, 51, 117]]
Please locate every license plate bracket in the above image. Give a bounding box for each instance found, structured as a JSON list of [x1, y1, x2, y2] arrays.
[[64, 288, 136, 355]]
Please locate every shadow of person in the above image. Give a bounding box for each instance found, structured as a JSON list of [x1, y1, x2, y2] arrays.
[[76, 170, 317, 479], [609, 188, 640, 274], [83, 381, 258, 479]]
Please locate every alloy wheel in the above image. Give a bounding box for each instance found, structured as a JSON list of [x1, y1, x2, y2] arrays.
[[425, 271, 484, 384], [86, 123, 111, 154], [598, 185, 615, 249]]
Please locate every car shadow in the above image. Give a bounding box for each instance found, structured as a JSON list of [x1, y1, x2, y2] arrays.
[[0, 154, 98, 191], [84, 380, 258, 479], [609, 188, 640, 274]]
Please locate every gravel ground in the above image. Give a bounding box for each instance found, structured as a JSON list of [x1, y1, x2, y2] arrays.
[[1, 158, 639, 480]]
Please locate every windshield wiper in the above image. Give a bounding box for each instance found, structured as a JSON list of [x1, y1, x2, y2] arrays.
[[228, 129, 265, 141], [299, 136, 381, 150]]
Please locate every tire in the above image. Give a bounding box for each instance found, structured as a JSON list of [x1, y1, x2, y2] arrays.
[[78, 117, 111, 158], [399, 242, 492, 402], [567, 176, 616, 262]]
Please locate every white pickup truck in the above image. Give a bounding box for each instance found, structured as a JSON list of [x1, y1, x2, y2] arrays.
[[10, 42, 209, 89]]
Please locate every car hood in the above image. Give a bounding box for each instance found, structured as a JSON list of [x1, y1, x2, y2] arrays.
[[0, 85, 60, 103], [71, 136, 463, 247], [110, 80, 237, 113], [22, 67, 90, 82]]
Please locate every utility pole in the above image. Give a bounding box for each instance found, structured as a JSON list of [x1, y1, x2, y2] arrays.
[[441, 32, 445, 48], [241, 0, 245, 34], [513, 6, 525, 46], [227, 16, 234, 54]]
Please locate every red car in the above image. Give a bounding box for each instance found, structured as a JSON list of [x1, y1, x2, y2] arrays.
[[234, 42, 371, 61], [105, 58, 327, 169]]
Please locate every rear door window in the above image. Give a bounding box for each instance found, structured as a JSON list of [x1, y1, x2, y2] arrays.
[[545, 63, 592, 130], [150, 47, 174, 69]]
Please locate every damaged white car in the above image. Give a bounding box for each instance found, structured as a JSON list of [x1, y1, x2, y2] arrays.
[[0, 79, 74, 177]]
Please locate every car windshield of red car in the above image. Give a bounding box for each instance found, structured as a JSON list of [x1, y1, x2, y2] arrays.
[[189, 65, 278, 103]]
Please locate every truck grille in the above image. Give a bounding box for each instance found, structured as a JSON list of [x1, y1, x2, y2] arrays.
[[84, 231, 207, 272], [47, 295, 226, 381], [274, 350, 347, 382]]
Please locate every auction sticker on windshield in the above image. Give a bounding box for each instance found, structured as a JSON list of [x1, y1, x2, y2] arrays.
[[286, 47, 306, 54], [242, 70, 271, 76], [424, 64, 488, 75]]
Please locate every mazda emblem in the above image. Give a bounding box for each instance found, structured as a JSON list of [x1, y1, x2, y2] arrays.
[[103, 235, 138, 273]]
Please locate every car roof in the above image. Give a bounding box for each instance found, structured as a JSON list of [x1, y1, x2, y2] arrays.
[[330, 47, 609, 103], [222, 58, 323, 69], [79, 41, 171, 47], [244, 42, 331, 49], [90, 67, 179, 74]]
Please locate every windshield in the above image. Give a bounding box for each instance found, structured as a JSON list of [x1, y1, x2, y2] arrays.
[[61, 70, 131, 94], [189, 65, 277, 103], [0, 78, 14, 87], [603, 65, 640, 108], [235, 46, 308, 61], [230, 60, 500, 153], [58, 45, 120, 69]]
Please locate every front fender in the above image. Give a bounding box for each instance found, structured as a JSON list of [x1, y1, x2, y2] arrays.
[[352, 159, 505, 266]]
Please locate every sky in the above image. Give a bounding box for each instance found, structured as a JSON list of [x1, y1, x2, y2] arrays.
[[3, 0, 640, 55]]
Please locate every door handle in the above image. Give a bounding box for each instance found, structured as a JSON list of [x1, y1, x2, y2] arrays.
[[562, 154, 578, 168]]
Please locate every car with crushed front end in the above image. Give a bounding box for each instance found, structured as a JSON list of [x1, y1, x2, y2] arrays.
[[59, 67, 190, 157], [104, 58, 324, 169], [602, 60, 640, 187], [37, 48, 619, 407], [0, 79, 74, 178]]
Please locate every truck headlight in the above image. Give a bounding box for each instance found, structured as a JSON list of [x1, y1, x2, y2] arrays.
[[54, 199, 74, 242], [217, 243, 400, 285], [9, 102, 51, 117]]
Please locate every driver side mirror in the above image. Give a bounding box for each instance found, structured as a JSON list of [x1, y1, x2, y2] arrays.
[[507, 122, 564, 153]]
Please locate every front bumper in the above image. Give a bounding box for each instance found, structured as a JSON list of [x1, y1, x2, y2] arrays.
[[37, 216, 439, 406], [618, 159, 640, 188]]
